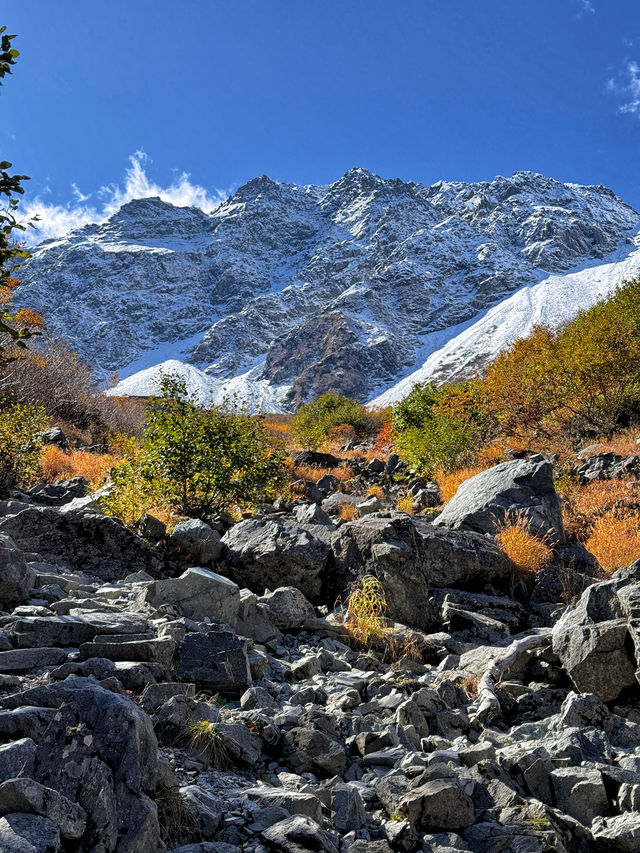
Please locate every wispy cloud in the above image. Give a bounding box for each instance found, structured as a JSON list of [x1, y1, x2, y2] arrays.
[[575, 0, 595, 17], [23, 150, 231, 243], [607, 60, 640, 117]]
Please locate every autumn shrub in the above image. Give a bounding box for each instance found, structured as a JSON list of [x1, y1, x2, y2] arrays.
[[0, 402, 49, 497], [585, 511, 640, 573], [396, 494, 414, 514], [39, 445, 116, 488], [496, 514, 553, 579], [367, 485, 385, 502], [392, 380, 491, 475], [436, 465, 486, 503], [292, 392, 371, 450], [339, 503, 358, 521], [373, 421, 394, 456]]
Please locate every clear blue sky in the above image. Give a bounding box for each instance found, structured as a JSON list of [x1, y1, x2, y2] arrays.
[[4, 0, 640, 235]]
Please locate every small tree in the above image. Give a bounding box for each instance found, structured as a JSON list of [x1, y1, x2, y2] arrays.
[[109, 375, 288, 521], [0, 402, 49, 497]]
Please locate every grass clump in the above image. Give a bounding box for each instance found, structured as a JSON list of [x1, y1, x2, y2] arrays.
[[496, 514, 553, 579], [39, 445, 116, 488], [155, 780, 199, 847], [343, 575, 392, 648], [586, 511, 640, 573], [188, 721, 232, 769], [396, 494, 414, 514]]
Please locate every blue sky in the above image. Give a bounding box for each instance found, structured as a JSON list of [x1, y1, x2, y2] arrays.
[[3, 0, 640, 238]]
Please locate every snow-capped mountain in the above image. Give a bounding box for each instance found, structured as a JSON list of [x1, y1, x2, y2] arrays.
[[16, 169, 640, 410]]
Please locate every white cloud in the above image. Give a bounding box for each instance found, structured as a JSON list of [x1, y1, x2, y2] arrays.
[[608, 60, 640, 117], [22, 150, 231, 243]]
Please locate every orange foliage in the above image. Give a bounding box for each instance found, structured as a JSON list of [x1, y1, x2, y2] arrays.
[[39, 446, 116, 489], [339, 504, 358, 521], [436, 465, 486, 503], [496, 515, 553, 578], [586, 511, 640, 573], [563, 477, 638, 536], [373, 422, 394, 456]]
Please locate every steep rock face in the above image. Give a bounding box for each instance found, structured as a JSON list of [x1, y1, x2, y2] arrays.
[[17, 169, 639, 409]]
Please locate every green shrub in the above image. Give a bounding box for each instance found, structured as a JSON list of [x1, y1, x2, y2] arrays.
[[292, 392, 370, 450], [392, 380, 490, 475], [0, 402, 49, 497], [106, 375, 288, 522]]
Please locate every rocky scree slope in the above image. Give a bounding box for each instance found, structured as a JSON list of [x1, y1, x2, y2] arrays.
[[16, 169, 639, 410], [0, 458, 638, 850]]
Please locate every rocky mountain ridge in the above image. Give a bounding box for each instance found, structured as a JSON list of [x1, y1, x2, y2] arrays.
[[16, 169, 640, 410]]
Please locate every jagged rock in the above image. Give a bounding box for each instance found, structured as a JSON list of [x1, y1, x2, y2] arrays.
[[283, 728, 346, 777], [331, 784, 367, 831], [591, 813, 640, 851], [136, 513, 166, 542], [294, 504, 334, 528], [27, 477, 87, 507], [143, 567, 241, 624], [292, 452, 341, 469], [262, 815, 339, 853], [433, 457, 565, 543], [356, 496, 383, 517], [222, 518, 329, 601], [552, 579, 638, 701], [248, 789, 323, 824], [0, 739, 36, 782], [0, 507, 161, 580], [0, 648, 67, 672], [175, 629, 252, 695], [399, 779, 475, 831], [549, 767, 609, 825], [0, 535, 32, 607], [38, 427, 68, 449], [330, 514, 511, 630], [0, 778, 86, 840], [180, 785, 223, 838], [6, 612, 149, 648], [576, 452, 640, 485], [169, 519, 223, 566], [0, 676, 161, 852], [321, 493, 361, 517]]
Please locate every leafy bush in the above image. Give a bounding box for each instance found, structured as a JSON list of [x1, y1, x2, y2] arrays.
[[392, 380, 490, 475], [105, 375, 288, 523], [292, 392, 370, 450], [0, 402, 49, 496]]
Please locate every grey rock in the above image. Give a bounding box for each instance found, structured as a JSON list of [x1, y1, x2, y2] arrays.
[[0, 648, 67, 673], [0, 813, 60, 852], [222, 517, 329, 601], [331, 784, 367, 832], [0, 507, 161, 580], [175, 629, 252, 696], [0, 778, 86, 840], [136, 513, 166, 541], [260, 587, 316, 631], [295, 503, 335, 527], [180, 785, 223, 838], [433, 457, 565, 543], [0, 534, 31, 607], [355, 496, 383, 517], [169, 519, 223, 566], [283, 728, 346, 777], [549, 766, 609, 825], [399, 779, 474, 831], [262, 815, 339, 853], [143, 567, 241, 624], [248, 789, 323, 824], [591, 813, 640, 852], [0, 739, 36, 783]]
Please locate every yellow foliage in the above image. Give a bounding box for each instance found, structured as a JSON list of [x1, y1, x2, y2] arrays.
[[344, 575, 392, 648], [586, 511, 640, 573], [496, 515, 553, 579], [367, 485, 385, 501], [396, 494, 414, 514], [39, 445, 116, 489]]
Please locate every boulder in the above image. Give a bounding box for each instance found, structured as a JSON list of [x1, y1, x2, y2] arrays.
[[27, 477, 87, 507], [330, 514, 511, 630], [356, 495, 383, 516], [262, 815, 339, 853], [143, 567, 241, 624], [399, 779, 474, 831], [260, 587, 316, 631], [169, 519, 223, 566], [433, 457, 565, 543], [321, 493, 360, 517], [0, 535, 32, 607], [136, 513, 166, 542], [0, 813, 60, 852], [0, 507, 161, 581], [222, 518, 329, 601], [175, 629, 252, 696], [0, 778, 86, 840], [0, 676, 161, 852], [282, 728, 346, 777], [292, 451, 341, 469]]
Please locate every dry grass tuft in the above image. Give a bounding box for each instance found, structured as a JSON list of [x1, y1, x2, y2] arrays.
[[496, 514, 553, 579], [343, 575, 392, 648], [586, 511, 640, 573], [339, 503, 359, 521], [188, 721, 232, 769], [39, 445, 117, 489], [437, 465, 486, 503], [396, 494, 414, 515], [461, 674, 479, 698], [367, 485, 385, 502], [155, 780, 199, 847]]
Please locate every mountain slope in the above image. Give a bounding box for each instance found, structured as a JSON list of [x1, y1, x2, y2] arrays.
[[17, 169, 639, 409]]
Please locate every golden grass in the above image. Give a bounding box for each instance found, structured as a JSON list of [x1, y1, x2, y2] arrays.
[[496, 515, 553, 579], [563, 477, 637, 538], [367, 485, 385, 502], [39, 445, 117, 489], [585, 511, 640, 573], [396, 494, 414, 515], [339, 504, 358, 521], [436, 465, 486, 503], [343, 575, 392, 648]]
